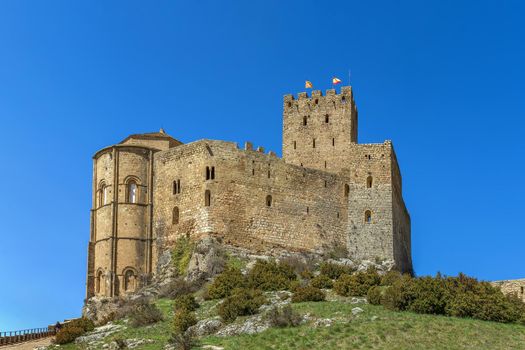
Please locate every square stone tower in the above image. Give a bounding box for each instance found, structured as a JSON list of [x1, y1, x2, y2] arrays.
[[282, 86, 357, 173]]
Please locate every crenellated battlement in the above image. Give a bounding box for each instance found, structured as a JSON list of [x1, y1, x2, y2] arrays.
[[283, 86, 354, 108]]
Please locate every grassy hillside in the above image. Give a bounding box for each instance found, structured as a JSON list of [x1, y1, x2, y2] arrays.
[[56, 295, 525, 350]]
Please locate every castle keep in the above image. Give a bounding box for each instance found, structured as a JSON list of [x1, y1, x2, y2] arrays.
[[86, 86, 412, 298]]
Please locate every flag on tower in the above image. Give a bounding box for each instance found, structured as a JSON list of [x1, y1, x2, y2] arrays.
[[305, 80, 313, 89], [332, 77, 342, 85]]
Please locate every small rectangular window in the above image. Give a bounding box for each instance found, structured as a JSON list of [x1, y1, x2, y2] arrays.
[[293, 141, 296, 149], [312, 139, 316, 148]]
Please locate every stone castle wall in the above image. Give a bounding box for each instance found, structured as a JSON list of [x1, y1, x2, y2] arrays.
[[492, 279, 525, 302], [86, 86, 413, 299], [152, 140, 348, 264]]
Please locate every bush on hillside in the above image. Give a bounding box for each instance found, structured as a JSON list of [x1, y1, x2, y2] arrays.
[[54, 326, 85, 345], [279, 256, 311, 277], [292, 285, 326, 303], [319, 262, 352, 280], [265, 305, 302, 327], [310, 274, 334, 289], [218, 288, 267, 323], [380, 270, 403, 286], [334, 268, 381, 297], [170, 331, 198, 350], [172, 308, 197, 334], [381, 272, 525, 324], [174, 294, 199, 312], [247, 260, 297, 291], [130, 303, 164, 327], [53, 318, 94, 345], [159, 277, 201, 299], [367, 286, 382, 305], [205, 266, 246, 300]]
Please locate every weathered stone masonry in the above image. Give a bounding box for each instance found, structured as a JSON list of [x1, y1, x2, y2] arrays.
[[86, 86, 412, 298]]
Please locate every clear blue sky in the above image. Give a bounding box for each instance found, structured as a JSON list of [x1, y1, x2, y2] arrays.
[[0, 0, 524, 330]]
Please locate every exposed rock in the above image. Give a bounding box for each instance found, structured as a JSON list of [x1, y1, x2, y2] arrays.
[[312, 318, 333, 327], [75, 323, 126, 344], [186, 317, 223, 337], [350, 297, 367, 304], [351, 307, 364, 316], [216, 314, 270, 337], [82, 297, 122, 325], [186, 237, 226, 282], [371, 316, 379, 321], [202, 346, 225, 350]]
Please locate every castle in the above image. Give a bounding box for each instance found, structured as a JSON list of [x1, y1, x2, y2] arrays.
[[86, 86, 412, 298]]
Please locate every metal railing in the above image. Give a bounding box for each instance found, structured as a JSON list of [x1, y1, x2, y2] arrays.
[[0, 328, 54, 346]]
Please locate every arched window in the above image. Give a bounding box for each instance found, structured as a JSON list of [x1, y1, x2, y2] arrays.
[[367, 176, 373, 188], [96, 270, 103, 294], [344, 184, 350, 197], [325, 114, 329, 123], [303, 116, 307, 126], [172, 207, 179, 225], [205, 190, 211, 207], [98, 182, 108, 207], [341, 96, 347, 104], [266, 195, 272, 207], [124, 269, 136, 292], [211, 166, 215, 179], [312, 138, 316, 148], [206, 167, 210, 180], [293, 141, 296, 149], [128, 181, 138, 203], [365, 210, 372, 224]]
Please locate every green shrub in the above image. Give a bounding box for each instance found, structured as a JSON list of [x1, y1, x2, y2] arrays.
[[291, 285, 326, 303], [300, 269, 314, 280], [381, 272, 525, 324], [265, 305, 302, 327], [130, 303, 164, 327], [334, 268, 381, 297], [380, 270, 402, 286], [173, 308, 197, 334], [403, 276, 447, 315], [289, 280, 303, 293], [218, 288, 267, 323], [319, 262, 351, 280], [170, 331, 198, 350], [247, 260, 297, 291], [174, 294, 199, 312], [67, 317, 95, 332], [367, 286, 382, 305], [53, 318, 94, 345], [54, 326, 85, 345], [205, 266, 246, 300], [381, 274, 415, 311], [172, 236, 195, 276], [279, 257, 311, 277], [310, 274, 333, 289], [159, 277, 201, 299]]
